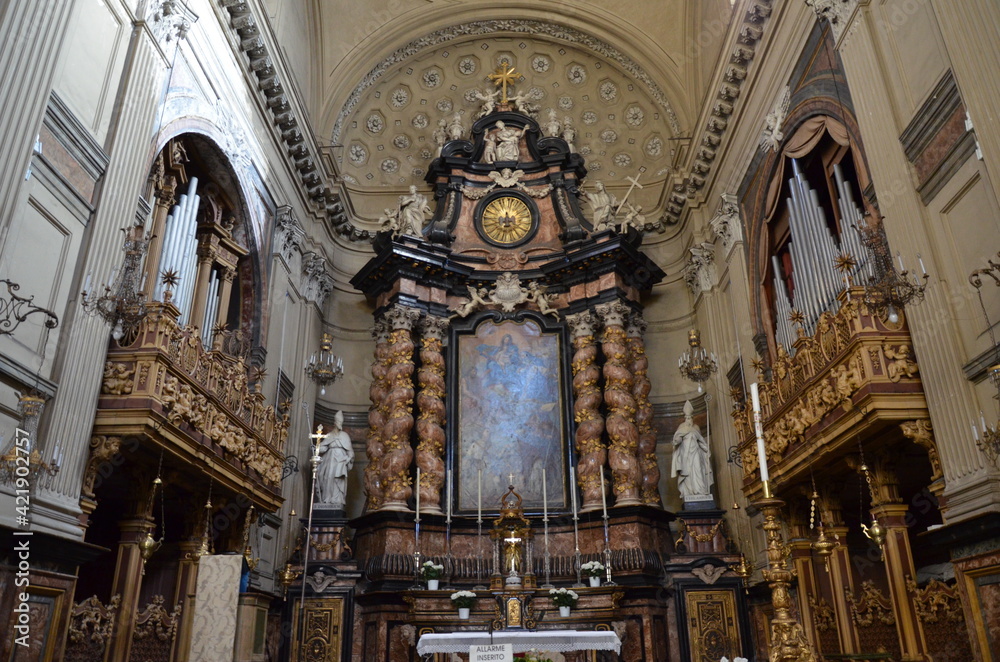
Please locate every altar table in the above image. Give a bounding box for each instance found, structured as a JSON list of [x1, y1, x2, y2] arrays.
[[415, 630, 622, 656]]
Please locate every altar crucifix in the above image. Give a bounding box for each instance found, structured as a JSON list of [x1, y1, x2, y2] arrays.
[[489, 483, 536, 590], [504, 529, 522, 575], [488, 60, 519, 104]]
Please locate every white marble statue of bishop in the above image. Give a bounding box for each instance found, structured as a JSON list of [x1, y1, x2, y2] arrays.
[[671, 400, 714, 503], [316, 410, 354, 510]]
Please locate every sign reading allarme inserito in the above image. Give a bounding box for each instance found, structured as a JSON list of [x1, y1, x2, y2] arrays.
[[470, 643, 513, 662]]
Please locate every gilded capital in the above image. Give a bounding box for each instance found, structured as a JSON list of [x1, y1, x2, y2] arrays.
[[595, 300, 631, 328], [418, 314, 450, 341], [384, 305, 421, 331], [566, 311, 599, 340]]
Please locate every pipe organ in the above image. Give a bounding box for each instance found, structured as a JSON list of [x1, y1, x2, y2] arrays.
[[148, 174, 247, 347], [771, 159, 871, 352], [154, 176, 201, 320]]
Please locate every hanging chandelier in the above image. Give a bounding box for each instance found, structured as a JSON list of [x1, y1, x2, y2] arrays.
[[678, 329, 718, 392], [0, 392, 60, 491], [81, 224, 153, 341], [304, 332, 344, 395], [856, 213, 928, 323]]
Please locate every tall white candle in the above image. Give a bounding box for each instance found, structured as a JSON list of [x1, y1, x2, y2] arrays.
[[415, 467, 421, 519], [972, 423, 980, 441], [446, 469, 452, 523], [599, 469, 608, 518], [477, 469, 482, 522], [981, 411, 988, 433], [750, 382, 770, 483], [569, 465, 578, 515], [542, 469, 548, 521]]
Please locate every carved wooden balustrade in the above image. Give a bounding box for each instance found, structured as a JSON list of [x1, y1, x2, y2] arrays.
[[732, 290, 933, 497], [88, 300, 288, 512]]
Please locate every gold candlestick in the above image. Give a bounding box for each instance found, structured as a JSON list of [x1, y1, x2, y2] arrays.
[[754, 484, 816, 662]]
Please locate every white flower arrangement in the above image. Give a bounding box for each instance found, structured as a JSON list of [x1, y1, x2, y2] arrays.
[[420, 561, 444, 580], [549, 587, 579, 607], [450, 590, 477, 608], [580, 561, 605, 577]]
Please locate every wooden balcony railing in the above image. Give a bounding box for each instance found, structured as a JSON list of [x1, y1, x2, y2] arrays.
[[88, 301, 288, 511], [732, 290, 932, 496]]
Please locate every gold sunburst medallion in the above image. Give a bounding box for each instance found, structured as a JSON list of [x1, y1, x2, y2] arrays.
[[481, 196, 533, 245]]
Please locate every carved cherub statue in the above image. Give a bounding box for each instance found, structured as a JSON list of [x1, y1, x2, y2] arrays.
[[450, 285, 489, 319]]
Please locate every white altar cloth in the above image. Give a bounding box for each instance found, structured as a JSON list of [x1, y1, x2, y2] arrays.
[[416, 630, 621, 655]]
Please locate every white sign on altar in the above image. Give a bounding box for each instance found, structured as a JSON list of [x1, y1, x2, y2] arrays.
[[471, 643, 513, 662]]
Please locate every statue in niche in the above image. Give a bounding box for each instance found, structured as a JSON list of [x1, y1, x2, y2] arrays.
[[316, 410, 355, 509], [432, 119, 448, 156], [581, 181, 618, 231], [494, 121, 526, 162], [447, 112, 464, 141], [671, 400, 714, 502], [397, 185, 432, 236], [544, 109, 561, 138]]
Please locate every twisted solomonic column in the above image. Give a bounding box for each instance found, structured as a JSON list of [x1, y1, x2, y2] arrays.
[[567, 312, 605, 511], [364, 319, 390, 511], [379, 305, 422, 511], [415, 315, 448, 514], [597, 301, 641, 506], [627, 313, 662, 507]]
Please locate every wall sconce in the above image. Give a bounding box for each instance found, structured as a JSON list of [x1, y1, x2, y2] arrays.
[[0, 279, 58, 336], [0, 392, 59, 492]]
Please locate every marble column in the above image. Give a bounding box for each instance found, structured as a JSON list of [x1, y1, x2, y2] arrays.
[[0, 0, 79, 240], [566, 312, 605, 511], [378, 305, 421, 511], [364, 319, 390, 511], [38, 3, 194, 536], [626, 313, 661, 507], [597, 301, 641, 506], [415, 315, 448, 514]]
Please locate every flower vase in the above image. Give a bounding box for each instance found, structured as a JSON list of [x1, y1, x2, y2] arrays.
[[458, 607, 470, 619], [559, 606, 571, 617], [427, 579, 439, 590], [589, 576, 601, 587]]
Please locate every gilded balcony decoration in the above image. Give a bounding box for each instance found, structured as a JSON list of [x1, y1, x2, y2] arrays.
[[89, 299, 288, 512], [731, 290, 930, 495]]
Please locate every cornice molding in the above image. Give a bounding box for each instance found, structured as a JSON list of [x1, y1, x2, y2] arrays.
[[215, 0, 372, 243]]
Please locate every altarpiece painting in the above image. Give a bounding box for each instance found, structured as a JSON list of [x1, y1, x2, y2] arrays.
[[455, 317, 567, 512]]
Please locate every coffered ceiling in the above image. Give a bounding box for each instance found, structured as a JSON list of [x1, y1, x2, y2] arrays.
[[262, 0, 738, 225]]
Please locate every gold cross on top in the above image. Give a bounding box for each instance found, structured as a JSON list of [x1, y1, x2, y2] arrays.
[[488, 60, 519, 104], [508, 472, 515, 486], [309, 424, 325, 446]]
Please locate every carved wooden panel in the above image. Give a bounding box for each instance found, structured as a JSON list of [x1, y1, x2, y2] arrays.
[[291, 598, 344, 662], [684, 589, 741, 662]]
